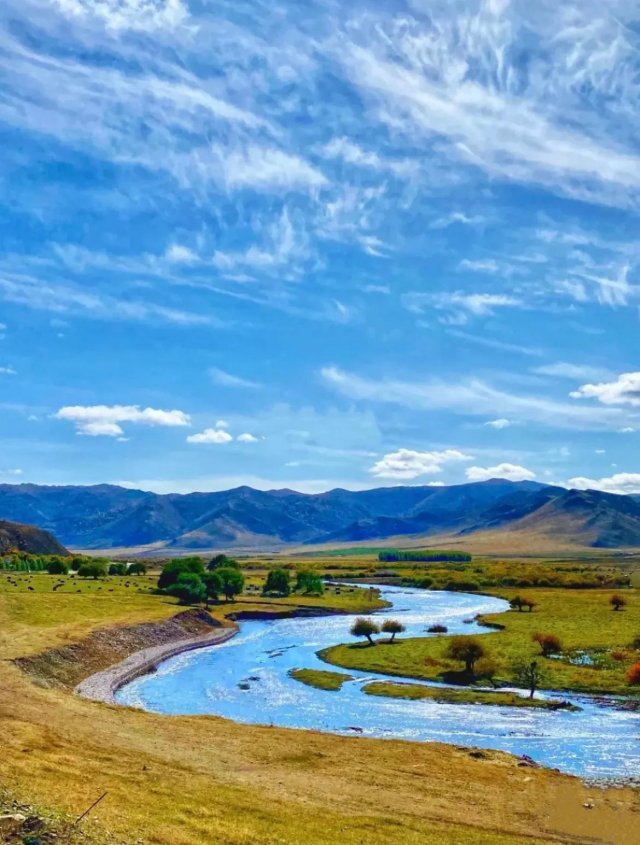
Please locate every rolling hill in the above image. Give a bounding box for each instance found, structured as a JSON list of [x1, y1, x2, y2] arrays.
[[0, 519, 69, 556], [1, 479, 640, 551]]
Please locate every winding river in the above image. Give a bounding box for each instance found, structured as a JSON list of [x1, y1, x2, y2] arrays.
[[117, 584, 640, 778]]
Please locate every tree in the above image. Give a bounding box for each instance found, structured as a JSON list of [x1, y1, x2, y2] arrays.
[[475, 657, 498, 686], [521, 598, 536, 613], [158, 558, 205, 591], [169, 573, 206, 606], [381, 619, 405, 643], [47, 558, 69, 575], [203, 571, 223, 607], [445, 636, 486, 675], [509, 596, 524, 612], [263, 568, 291, 597], [70, 556, 84, 571], [128, 562, 146, 576], [350, 617, 379, 646], [77, 561, 107, 580], [295, 569, 323, 595], [108, 563, 127, 576], [533, 632, 562, 656], [610, 594, 626, 612], [217, 566, 245, 601], [207, 554, 239, 571], [513, 659, 547, 699]]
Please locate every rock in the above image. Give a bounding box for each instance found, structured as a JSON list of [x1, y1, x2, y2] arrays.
[[583, 802, 594, 809], [0, 813, 27, 836]]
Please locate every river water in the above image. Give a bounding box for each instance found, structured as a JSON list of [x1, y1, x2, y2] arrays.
[[117, 584, 640, 777]]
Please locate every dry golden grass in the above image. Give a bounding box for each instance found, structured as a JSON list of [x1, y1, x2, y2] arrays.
[[0, 576, 638, 844]]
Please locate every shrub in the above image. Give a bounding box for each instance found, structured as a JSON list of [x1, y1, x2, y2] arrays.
[[381, 619, 405, 642], [626, 662, 640, 685], [445, 636, 486, 675], [47, 558, 69, 575], [128, 562, 146, 575], [350, 617, 379, 645], [610, 594, 626, 611], [207, 554, 239, 571], [533, 632, 562, 657], [263, 568, 291, 597], [295, 569, 324, 595], [379, 550, 471, 562], [474, 657, 497, 684], [77, 561, 107, 579], [427, 624, 448, 633], [108, 563, 127, 576], [158, 558, 205, 590]]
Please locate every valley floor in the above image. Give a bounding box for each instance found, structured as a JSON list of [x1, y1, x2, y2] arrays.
[[0, 574, 638, 845]]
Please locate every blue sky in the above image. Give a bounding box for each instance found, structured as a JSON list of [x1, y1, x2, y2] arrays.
[[1, 0, 640, 496]]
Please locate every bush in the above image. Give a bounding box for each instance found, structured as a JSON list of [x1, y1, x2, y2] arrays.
[[207, 554, 239, 571], [108, 563, 127, 576], [445, 636, 486, 674], [47, 558, 69, 575], [427, 624, 448, 633], [263, 568, 291, 597], [533, 632, 562, 657], [77, 561, 107, 579], [379, 550, 471, 562], [350, 617, 379, 645], [158, 558, 205, 590], [295, 569, 324, 595], [626, 662, 640, 685], [610, 594, 626, 611], [128, 562, 146, 575], [474, 657, 497, 683]]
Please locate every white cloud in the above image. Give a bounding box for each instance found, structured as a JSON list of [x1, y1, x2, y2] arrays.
[[216, 145, 327, 192], [165, 244, 197, 264], [0, 366, 16, 375], [321, 366, 623, 430], [404, 291, 522, 324], [55, 404, 191, 437], [619, 427, 636, 434], [1, 468, 23, 477], [237, 433, 259, 443], [369, 448, 471, 480], [534, 362, 610, 381], [569, 473, 640, 495], [208, 368, 259, 389], [571, 372, 640, 407], [459, 258, 500, 274], [430, 212, 482, 229], [51, 0, 190, 33], [466, 463, 536, 482], [186, 427, 233, 444], [215, 419, 229, 429], [485, 418, 512, 430]]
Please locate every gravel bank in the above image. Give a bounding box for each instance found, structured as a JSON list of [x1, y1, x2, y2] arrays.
[[75, 626, 238, 704]]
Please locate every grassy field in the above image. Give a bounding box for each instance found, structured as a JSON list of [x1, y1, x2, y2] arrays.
[[289, 668, 354, 691], [321, 587, 640, 696], [362, 681, 579, 710], [1, 566, 639, 845]]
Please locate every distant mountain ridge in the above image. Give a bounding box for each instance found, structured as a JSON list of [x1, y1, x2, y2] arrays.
[[1, 479, 640, 551]]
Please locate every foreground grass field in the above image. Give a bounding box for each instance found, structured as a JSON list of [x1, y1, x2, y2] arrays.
[[1, 571, 639, 845], [322, 588, 640, 696]]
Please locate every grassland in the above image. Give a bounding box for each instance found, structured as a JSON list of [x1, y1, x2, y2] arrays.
[[362, 681, 579, 710], [1, 564, 639, 845], [321, 587, 640, 696], [289, 668, 354, 691]]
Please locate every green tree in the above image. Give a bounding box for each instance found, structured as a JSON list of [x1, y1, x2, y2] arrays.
[[295, 569, 324, 595], [445, 636, 486, 675], [207, 554, 239, 571], [128, 562, 147, 576], [513, 659, 547, 699], [47, 558, 69, 575], [158, 558, 205, 591], [108, 563, 128, 576], [169, 573, 206, 606], [77, 561, 108, 580], [263, 568, 291, 597], [203, 571, 223, 607], [350, 617, 379, 646], [381, 619, 405, 643], [217, 566, 245, 601]]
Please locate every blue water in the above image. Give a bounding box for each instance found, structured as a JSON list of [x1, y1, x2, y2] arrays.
[[117, 585, 640, 777]]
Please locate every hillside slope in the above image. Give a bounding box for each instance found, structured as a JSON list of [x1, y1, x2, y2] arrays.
[[0, 520, 68, 555]]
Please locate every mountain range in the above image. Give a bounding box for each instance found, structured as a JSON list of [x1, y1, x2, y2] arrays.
[[1, 479, 640, 552]]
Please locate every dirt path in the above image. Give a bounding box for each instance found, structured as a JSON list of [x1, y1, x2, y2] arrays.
[[74, 625, 238, 703]]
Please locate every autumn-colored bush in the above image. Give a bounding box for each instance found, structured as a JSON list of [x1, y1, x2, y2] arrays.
[[610, 650, 629, 662], [626, 662, 640, 685], [533, 632, 562, 657]]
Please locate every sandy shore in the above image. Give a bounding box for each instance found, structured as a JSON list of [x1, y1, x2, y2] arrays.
[[75, 625, 238, 704]]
